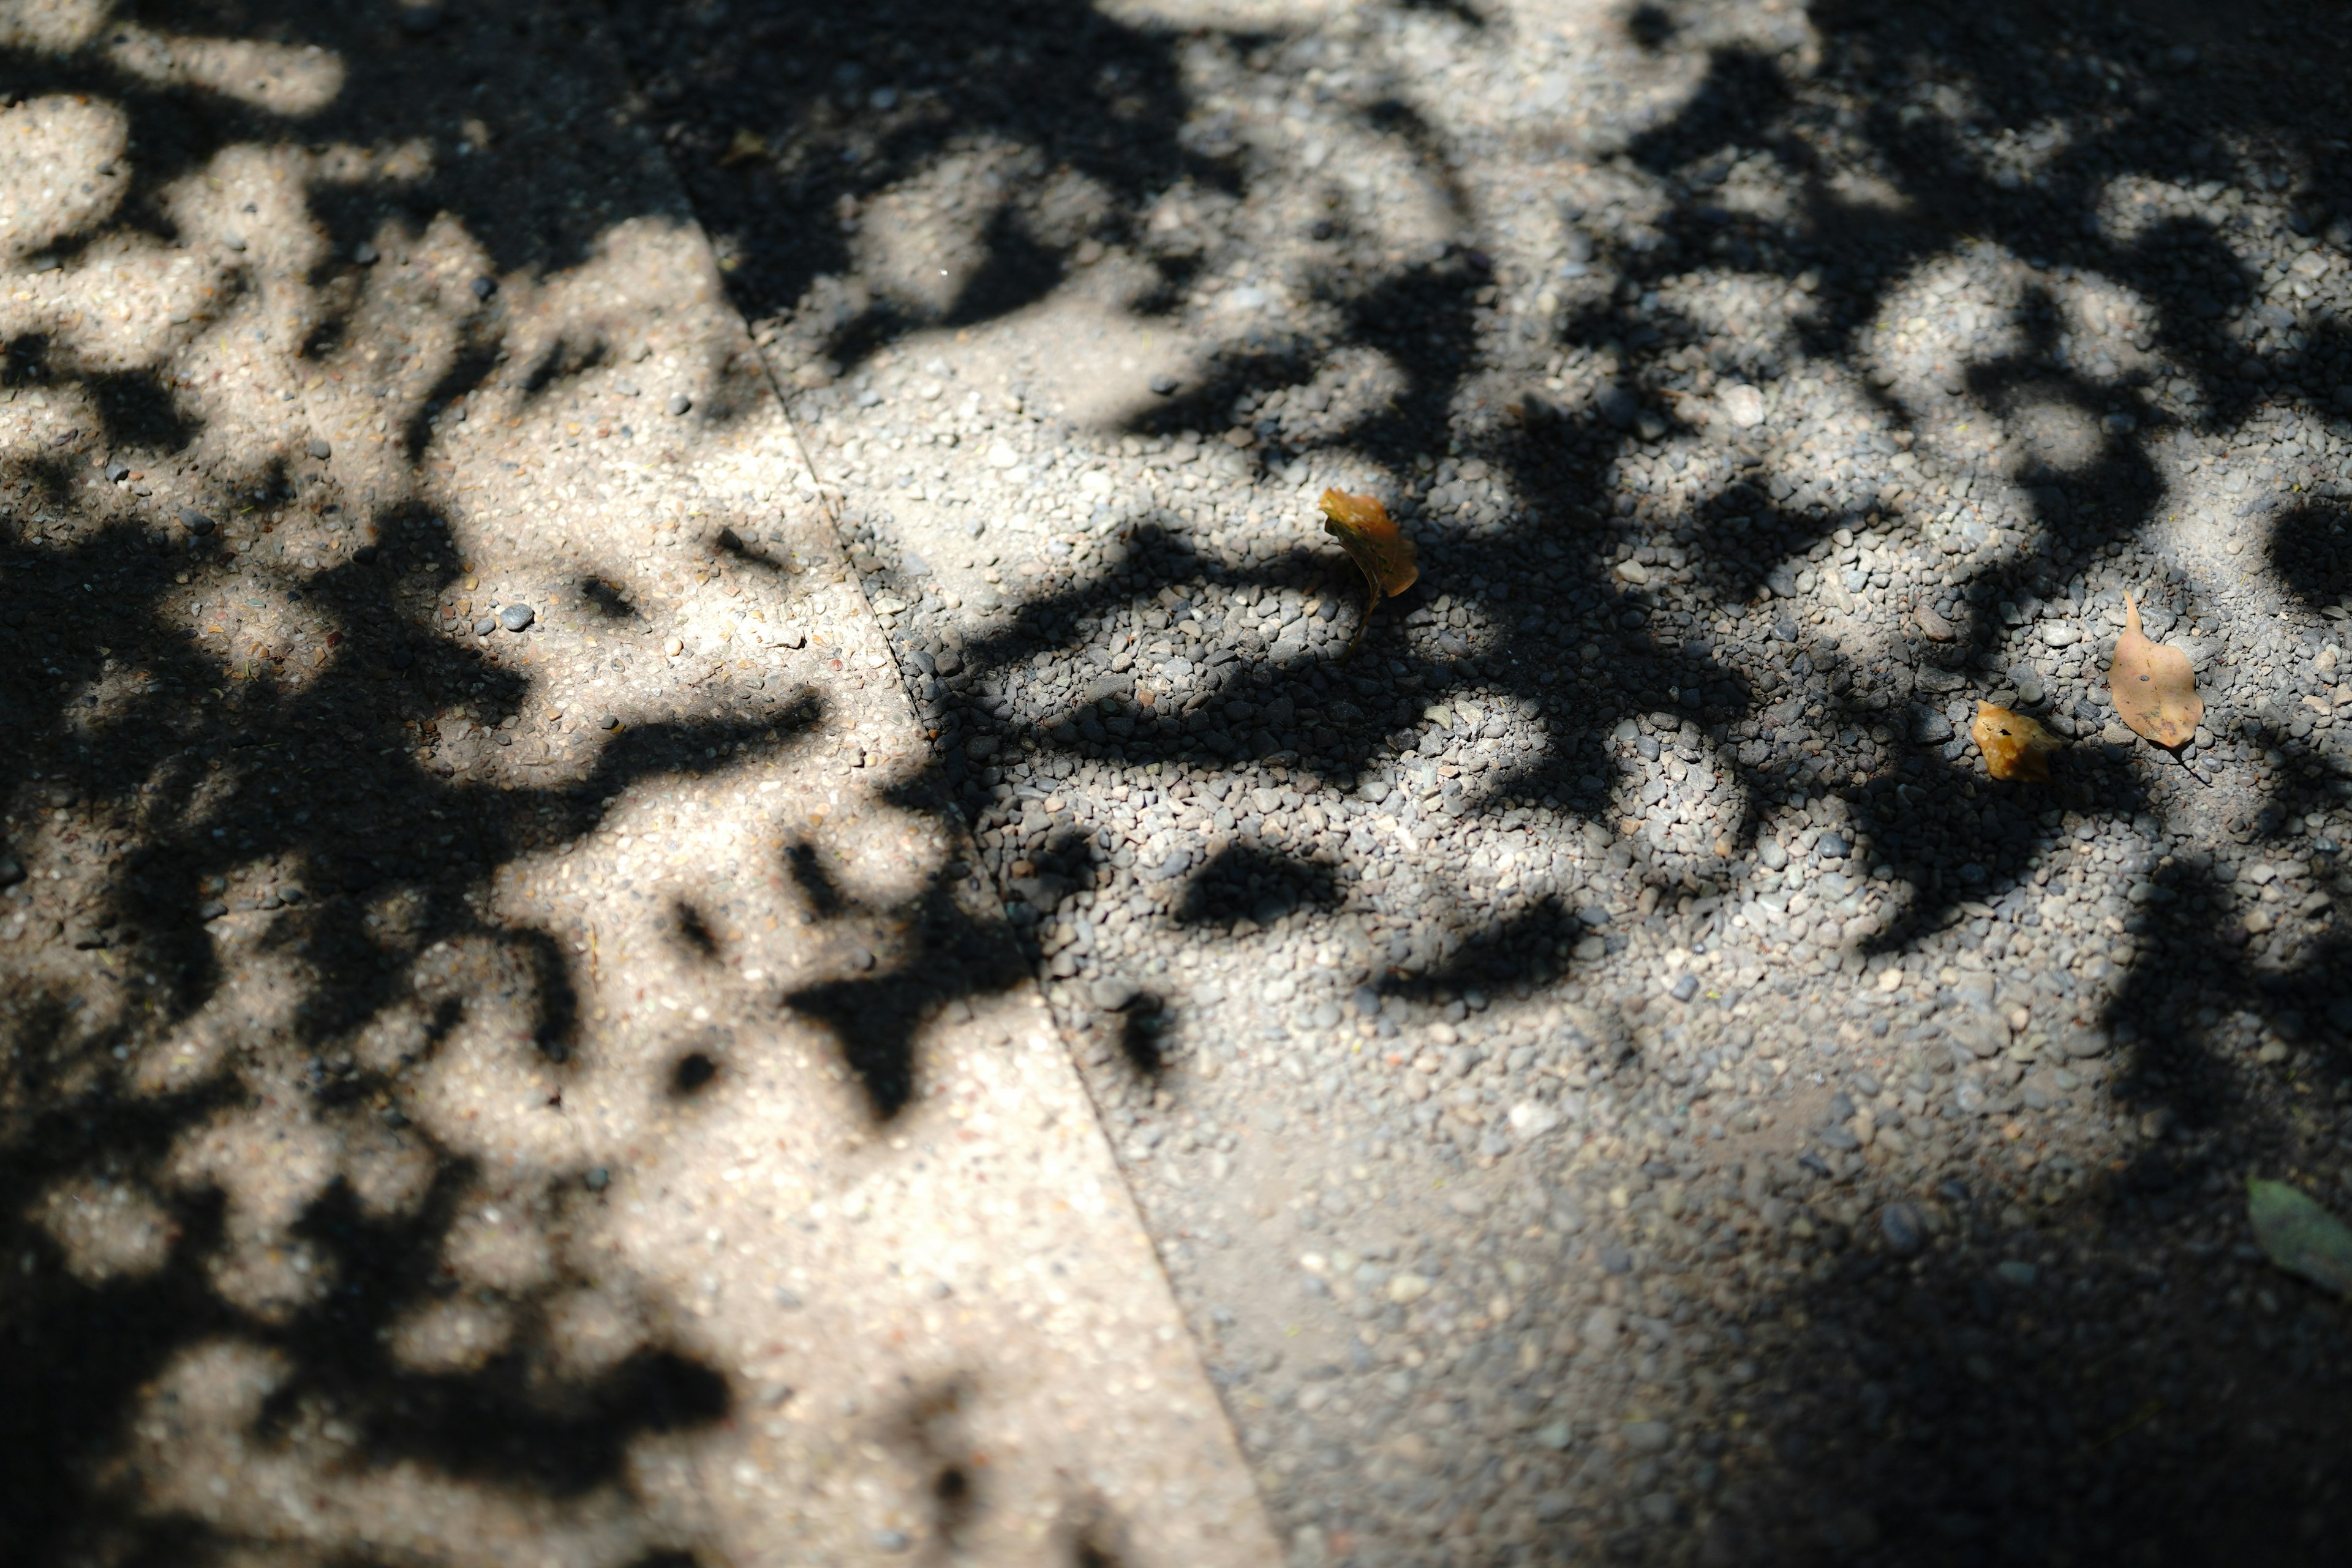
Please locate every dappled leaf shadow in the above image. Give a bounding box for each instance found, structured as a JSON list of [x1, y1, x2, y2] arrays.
[[778, 839, 1030, 1120], [668, 0, 2352, 1556], [1174, 842, 1337, 930], [12, 0, 2352, 1559], [0, 5, 835, 1561], [2267, 498, 2352, 619]]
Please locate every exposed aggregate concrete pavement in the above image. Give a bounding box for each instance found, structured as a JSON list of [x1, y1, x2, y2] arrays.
[[627, 0, 2352, 1562], [13, 0, 2352, 1565], [0, 3, 1272, 1566]]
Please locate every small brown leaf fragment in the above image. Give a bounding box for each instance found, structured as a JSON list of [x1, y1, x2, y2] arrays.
[[1319, 489, 1418, 657], [1971, 701, 2060, 782], [717, 129, 771, 167], [2107, 590, 2203, 748]]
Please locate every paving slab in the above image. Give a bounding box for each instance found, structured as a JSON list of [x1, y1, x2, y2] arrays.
[[0, 4, 1273, 1564], [19, 0, 2352, 1562]]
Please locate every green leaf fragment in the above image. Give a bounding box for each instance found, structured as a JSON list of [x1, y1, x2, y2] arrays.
[[2247, 1177, 2352, 1297]]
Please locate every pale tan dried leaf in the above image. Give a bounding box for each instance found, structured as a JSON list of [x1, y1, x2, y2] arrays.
[[2106, 591, 2202, 748]]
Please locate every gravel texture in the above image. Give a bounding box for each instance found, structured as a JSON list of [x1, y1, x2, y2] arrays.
[[12, 1, 2352, 1566], [0, 4, 1272, 1566], [626, 0, 2352, 1563]]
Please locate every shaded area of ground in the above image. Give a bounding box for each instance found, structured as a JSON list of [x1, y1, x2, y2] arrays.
[[0, 6, 760, 1562], [617, 0, 2352, 1562], [8, 0, 2352, 1564]]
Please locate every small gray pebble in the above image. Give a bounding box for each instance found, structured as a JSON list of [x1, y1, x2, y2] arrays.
[[601, 715, 620, 731], [105, 461, 130, 482], [470, 276, 497, 300], [1150, 373, 1180, 395], [198, 900, 227, 921], [584, 1166, 611, 1191], [179, 507, 216, 535], [307, 438, 332, 460], [1880, 1202, 1925, 1256], [1622, 1420, 1672, 1453], [352, 242, 377, 265], [499, 603, 535, 632], [472, 616, 497, 637], [1669, 973, 1698, 1003], [873, 1531, 911, 1555], [667, 393, 693, 417]]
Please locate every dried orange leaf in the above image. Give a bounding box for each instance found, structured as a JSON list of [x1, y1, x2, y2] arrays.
[[1320, 490, 1419, 659], [1318, 489, 1419, 600], [1971, 701, 2061, 782], [2107, 590, 2202, 748]]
